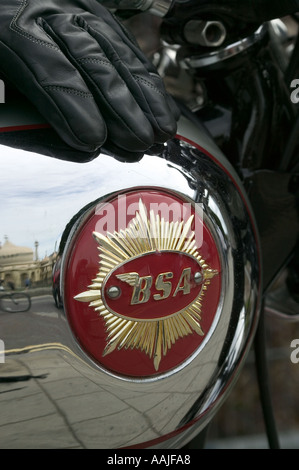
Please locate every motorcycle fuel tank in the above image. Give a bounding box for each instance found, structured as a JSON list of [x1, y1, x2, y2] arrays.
[[0, 106, 261, 448]]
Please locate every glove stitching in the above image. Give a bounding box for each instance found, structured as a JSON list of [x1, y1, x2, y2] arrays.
[[37, 25, 146, 146], [78, 57, 114, 69], [132, 75, 164, 98], [75, 22, 161, 145], [10, 0, 59, 50], [43, 85, 93, 98], [69, 34, 154, 147], [77, 21, 173, 143]]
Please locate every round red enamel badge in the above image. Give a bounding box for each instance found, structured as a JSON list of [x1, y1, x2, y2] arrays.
[[64, 189, 221, 378]]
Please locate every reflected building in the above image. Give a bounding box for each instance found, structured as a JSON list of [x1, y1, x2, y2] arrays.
[[0, 236, 57, 289]]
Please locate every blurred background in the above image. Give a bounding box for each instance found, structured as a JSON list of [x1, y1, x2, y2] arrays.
[[206, 296, 299, 449]]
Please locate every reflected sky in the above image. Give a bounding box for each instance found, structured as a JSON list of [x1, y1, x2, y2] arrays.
[[1, 147, 103, 257], [0, 144, 190, 258]]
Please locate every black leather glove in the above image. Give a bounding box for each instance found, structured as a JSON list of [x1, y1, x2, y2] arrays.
[[0, 0, 179, 154]]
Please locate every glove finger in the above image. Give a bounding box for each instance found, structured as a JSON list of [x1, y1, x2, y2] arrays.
[[41, 13, 157, 152], [77, 1, 158, 73], [43, 12, 177, 148], [88, 8, 181, 126], [0, 40, 107, 152], [78, 12, 178, 142], [149, 73, 181, 124]]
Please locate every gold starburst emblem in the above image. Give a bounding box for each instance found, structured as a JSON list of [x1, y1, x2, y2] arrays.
[[74, 199, 218, 371]]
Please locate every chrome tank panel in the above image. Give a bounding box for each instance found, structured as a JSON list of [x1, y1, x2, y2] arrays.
[[0, 116, 261, 448]]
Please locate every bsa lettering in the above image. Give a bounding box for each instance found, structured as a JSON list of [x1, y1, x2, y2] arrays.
[[129, 268, 192, 305]]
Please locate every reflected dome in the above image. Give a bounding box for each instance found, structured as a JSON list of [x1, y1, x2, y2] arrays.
[[0, 237, 33, 266]]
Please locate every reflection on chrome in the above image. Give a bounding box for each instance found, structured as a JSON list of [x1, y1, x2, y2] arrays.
[[0, 117, 261, 448], [0, 236, 56, 291]]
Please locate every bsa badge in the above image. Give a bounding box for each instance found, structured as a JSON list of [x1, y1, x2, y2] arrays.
[[64, 189, 221, 378]]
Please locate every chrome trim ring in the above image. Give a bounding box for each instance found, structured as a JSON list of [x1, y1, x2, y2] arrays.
[[180, 25, 267, 69]]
